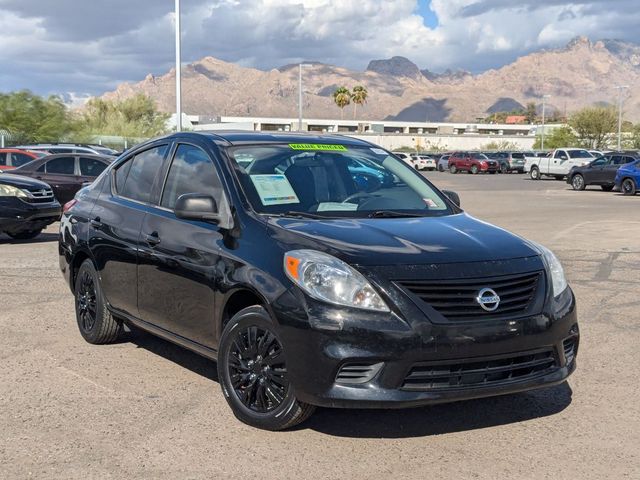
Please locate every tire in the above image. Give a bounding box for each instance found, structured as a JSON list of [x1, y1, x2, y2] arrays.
[[74, 259, 122, 344], [621, 178, 637, 196], [571, 174, 585, 191], [500, 164, 508, 174], [7, 229, 43, 240], [470, 165, 479, 174], [530, 166, 540, 180], [449, 165, 457, 174], [438, 165, 444, 172], [601, 185, 614, 192], [218, 306, 316, 430]]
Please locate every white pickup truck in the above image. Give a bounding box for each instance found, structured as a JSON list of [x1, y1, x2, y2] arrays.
[[524, 148, 595, 180]]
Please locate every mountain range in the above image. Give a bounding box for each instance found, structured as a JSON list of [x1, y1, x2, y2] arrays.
[[102, 37, 640, 122]]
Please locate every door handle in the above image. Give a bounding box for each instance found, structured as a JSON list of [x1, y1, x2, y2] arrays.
[[90, 217, 103, 228], [144, 232, 161, 246]]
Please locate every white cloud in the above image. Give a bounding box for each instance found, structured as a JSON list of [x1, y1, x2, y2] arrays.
[[0, 0, 639, 95]]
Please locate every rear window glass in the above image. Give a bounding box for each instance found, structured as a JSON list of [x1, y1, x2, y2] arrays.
[[118, 145, 167, 203], [46, 157, 75, 174]]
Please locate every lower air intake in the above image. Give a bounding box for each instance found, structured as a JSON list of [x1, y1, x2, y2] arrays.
[[335, 362, 384, 385]]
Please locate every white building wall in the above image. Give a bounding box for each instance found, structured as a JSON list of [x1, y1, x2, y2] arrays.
[[346, 134, 536, 151]]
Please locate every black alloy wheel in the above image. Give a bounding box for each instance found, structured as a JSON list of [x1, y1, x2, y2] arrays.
[[227, 325, 288, 413], [218, 306, 315, 430], [77, 271, 98, 333], [622, 178, 637, 196]]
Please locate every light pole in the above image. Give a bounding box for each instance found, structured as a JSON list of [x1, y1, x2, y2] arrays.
[[540, 94, 551, 150], [615, 85, 629, 150], [175, 0, 182, 132], [298, 63, 312, 131]]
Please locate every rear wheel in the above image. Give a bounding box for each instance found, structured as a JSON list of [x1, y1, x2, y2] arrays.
[[7, 229, 42, 240], [470, 165, 479, 174], [449, 165, 457, 174], [622, 178, 637, 196], [500, 163, 508, 174], [601, 185, 614, 192], [571, 174, 585, 191], [530, 166, 540, 180], [218, 306, 315, 430], [438, 164, 444, 172], [74, 259, 122, 344]]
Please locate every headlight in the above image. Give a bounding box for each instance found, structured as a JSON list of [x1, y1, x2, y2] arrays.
[[532, 242, 568, 297], [284, 250, 389, 312], [0, 184, 28, 198]]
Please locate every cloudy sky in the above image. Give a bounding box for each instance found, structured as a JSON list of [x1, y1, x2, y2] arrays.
[[1, 0, 639, 98]]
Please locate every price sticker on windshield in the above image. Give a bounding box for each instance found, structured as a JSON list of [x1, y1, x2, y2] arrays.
[[289, 144, 347, 151]]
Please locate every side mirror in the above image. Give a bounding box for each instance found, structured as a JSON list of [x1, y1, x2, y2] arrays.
[[442, 190, 461, 207], [560, 155, 568, 160], [174, 193, 220, 223]]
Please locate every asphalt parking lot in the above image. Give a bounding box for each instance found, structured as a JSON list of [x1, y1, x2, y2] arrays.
[[1, 173, 638, 479]]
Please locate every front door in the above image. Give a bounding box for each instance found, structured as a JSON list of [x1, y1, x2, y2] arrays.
[[137, 142, 227, 348], [39, 156, 78, 204]]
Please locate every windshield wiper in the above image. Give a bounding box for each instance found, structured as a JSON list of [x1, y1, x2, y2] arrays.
[[367, 210, 426, 218], [277, 211, 327, 219]]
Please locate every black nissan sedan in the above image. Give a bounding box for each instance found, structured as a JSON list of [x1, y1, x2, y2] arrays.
[[0, 172, 61, 239], [59, 132, 579, 430]]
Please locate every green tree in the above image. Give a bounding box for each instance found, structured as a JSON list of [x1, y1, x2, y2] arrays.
[[569, 106, 617, 149], [625, 124, 640, 149], [332, 87, 351, 119], [76, 94, 169, 139], [525, 102, 537, 123], [350, 85, 368, 119], [0, 90, 74, 144], [481, 140, 521, 151], [532, 126, 578, 149]]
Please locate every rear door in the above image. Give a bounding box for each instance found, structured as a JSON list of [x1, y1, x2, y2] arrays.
[[137, 142, 228, 347], [89, 143, 169, 318]]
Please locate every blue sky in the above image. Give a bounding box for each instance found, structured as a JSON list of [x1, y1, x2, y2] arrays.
[[0, 0, 639, 97]]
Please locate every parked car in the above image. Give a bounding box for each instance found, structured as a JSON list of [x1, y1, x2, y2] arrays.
[[448, 152, 499, 174], [437, 154, 451, 172], [15, 143, 118, 156], [0, 148, 47, 170], [0, 171, 61, 239], [615, 158, 640, 195], [525, 148, 594, 180], [59, 131, 578, 430], [6, 153, 113, 205], [347, 156, 395, 188], [567, 153, 637, 191], [488, 152, 526, 173], [410, 154, 437, 171]]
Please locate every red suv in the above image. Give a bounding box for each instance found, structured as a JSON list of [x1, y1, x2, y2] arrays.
[[448, 152, 499, 174], [0, 149, 46, 170]]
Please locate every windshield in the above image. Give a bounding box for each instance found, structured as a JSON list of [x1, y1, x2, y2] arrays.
[[228, 144, 454, 218], [568, 150, 593, 159]]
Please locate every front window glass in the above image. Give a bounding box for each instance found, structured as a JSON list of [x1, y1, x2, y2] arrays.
[[568, 150, 593, 159], [591, 157, 608, 166], [119, 145, 167, 202], [228, 144, 453, 217]]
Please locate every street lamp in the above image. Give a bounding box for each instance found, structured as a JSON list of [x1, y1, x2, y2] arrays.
[[615, 85, 629, 150], [540, 94, 551, 150], [175, 0, 182, 132], [298, 63, 312, 132]]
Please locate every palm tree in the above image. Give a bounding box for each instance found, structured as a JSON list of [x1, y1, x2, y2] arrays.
[[332, 87, 351, 119], [351, 85, 368, 119]]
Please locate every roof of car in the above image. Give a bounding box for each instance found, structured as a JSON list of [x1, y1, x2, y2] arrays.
[[166, 131, 376, 148]]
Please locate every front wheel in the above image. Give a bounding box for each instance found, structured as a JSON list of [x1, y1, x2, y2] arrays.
[[470, 165, 479, 174], [571, 174, 585, 191], [622, 178, 637, 196], [218, 306, 315, 430], [530, 166, 540, 180], [449, 165, 457, 174]]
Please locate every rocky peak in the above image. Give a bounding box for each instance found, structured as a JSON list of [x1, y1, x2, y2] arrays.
[[366, 56, 422, 79], [565, 36, 591, 50]]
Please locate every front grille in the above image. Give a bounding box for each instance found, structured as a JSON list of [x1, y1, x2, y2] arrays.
[[335, 362, 383, 385], [402, 349, 556, 391], [397, 271, 543, 321], [23, 187, 55, 203]]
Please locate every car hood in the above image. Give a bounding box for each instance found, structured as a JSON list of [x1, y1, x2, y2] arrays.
[[0, 173, 51, 189], [266, 213, 539, 266]]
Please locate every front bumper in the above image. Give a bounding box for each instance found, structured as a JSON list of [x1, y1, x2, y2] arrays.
[[0, 198, 61, 234], [275, 286, 578, 409]]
